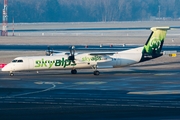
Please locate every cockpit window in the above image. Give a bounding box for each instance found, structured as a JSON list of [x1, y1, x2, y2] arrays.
[[12, 60, 23, 63], [18, 60, 23, 62], [12, 60, 17, 63]]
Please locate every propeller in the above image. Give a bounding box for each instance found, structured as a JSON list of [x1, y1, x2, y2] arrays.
[[68, 46, 75, 63], [46, 46, 54, 56], [51, 48, 54, 56]]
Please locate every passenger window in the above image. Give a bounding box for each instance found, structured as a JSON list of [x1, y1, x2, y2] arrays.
[[18, 60, 23, 62]]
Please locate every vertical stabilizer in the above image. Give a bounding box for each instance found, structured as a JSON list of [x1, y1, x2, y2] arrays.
[[142, 27, 170, 57]]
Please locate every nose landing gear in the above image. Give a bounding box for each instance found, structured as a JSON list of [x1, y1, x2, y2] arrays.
[[9, 72, 14, 76]]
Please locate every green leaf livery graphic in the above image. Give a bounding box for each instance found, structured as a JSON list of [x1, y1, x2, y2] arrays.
[[143, 27, 169, 55]]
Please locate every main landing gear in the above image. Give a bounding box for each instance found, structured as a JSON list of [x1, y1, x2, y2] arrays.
[[92, 65, 100, 76], [71, 68, 77, 74], [93, 70, 100, 75], [71, 66, 100, 75]]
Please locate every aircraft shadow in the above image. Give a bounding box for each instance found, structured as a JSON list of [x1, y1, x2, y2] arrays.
[[131, 61, 180, 67]]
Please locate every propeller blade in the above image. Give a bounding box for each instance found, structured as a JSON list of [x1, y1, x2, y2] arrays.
[[69, 46, 72, 56], [51, 48, 54, 56], [72, 46, 75, 55], [46, 46, 52, 56], [48, 46, 50, 51]]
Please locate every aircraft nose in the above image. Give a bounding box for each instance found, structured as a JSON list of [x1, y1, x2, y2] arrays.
[[2, 64, 10, 71]]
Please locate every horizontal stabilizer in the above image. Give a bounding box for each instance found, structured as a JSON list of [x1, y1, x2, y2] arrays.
[[163, 51, 177, 55], [150, 27, 170, 31]]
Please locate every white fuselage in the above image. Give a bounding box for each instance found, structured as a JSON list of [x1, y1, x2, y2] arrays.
[[2, 47, 143, 72]]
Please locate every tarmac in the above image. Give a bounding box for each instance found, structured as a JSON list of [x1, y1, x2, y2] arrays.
[[0, 21, 180, 119], [0, 56, 180, 119]]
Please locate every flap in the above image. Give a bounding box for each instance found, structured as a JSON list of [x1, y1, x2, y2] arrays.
[[89, 53, 115, 56]]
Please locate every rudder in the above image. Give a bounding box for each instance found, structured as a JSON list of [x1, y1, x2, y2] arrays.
[[142, 27, 170, 57]]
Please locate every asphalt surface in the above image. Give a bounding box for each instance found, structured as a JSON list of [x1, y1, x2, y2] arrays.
[[7, 27, 150, 32], [0, 67, 180, 120], [0, 45, 180, 52], [6, 26, 180, 32]]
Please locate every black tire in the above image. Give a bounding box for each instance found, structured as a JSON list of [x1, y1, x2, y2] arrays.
[[10, 73, 14, 76], [71, 69, 77, 74], [94, 71, 100, 76]]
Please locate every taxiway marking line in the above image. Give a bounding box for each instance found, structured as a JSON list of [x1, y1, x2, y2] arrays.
[[4, 96, 180, 105], [74, 81, 107, 85], [127, 90, 180, 95], [1, 100, 180, 109], [36, 74, 95, 77], [114, 73, 143, 75], [0, 78, 20, 80], [0, 84, 56, 98], [154, 73, 176, 76], [34, 82, 63, 85]]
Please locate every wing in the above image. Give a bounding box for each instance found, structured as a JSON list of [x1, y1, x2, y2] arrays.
[[89, 52, 115, 56], [45, 50, 69, 56], [46, 50, 82, 56]]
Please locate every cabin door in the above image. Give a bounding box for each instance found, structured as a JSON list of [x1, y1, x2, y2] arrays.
[[28, 59, 34, 70]]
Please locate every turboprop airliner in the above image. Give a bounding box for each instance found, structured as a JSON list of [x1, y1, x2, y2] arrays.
[[2, 27, 170, 76]]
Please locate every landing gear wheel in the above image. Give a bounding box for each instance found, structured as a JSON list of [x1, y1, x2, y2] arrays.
[[71, 69, 77, 74], [94, 71, 100, 76], [10, 73, 14, 76]]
